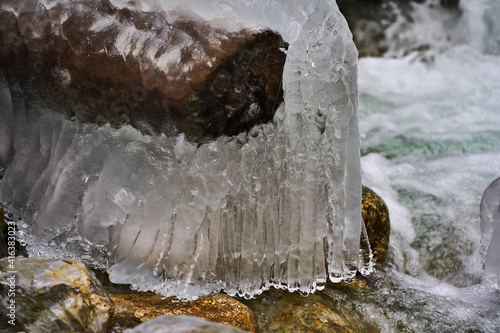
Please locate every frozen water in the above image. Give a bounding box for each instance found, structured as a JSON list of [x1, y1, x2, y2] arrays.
[[0, 0, 370, 299], [480, 177, 500, 289]]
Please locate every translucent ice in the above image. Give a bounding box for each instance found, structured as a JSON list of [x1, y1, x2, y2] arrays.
[[480, 177, 500, 289], [0, 0, 370, 299]]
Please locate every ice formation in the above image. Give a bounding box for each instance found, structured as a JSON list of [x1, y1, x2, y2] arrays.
[[0, 0, 370, 299], [480, 177, 500, 289]]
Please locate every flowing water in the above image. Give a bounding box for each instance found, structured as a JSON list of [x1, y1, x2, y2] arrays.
[[353, 0, 500, 330]]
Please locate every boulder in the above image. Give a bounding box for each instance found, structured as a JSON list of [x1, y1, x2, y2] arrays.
[[0, 257, 113, 332], [0, 0, 287, 141], [108, 292, 259, 333]]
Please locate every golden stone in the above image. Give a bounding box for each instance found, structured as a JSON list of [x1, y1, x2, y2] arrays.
[[362, 186, 391, 266], [108, 292, 260, 333]]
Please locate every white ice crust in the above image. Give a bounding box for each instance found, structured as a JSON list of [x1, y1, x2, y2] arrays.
[[0, 0, 370, 299]]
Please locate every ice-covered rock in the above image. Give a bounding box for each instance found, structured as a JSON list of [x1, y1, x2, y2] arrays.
[[480, 177, 500, 289], [0, 0, 287, 140], [0, 0, 371, 299]]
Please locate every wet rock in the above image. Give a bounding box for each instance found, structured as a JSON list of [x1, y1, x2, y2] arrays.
[[241, 289, 378, 332], [0, 257, 113, 332], [362, 186, 390, 266], [266, 294, 353, 332], [0, 0, 287, 141], [108, 292, 259, 333], [123, 315, 247, 333]]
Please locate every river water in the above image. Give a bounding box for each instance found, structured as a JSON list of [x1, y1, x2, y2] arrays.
[[353, 0, 500, 331]]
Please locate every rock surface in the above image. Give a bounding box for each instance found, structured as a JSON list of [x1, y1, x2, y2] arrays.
[[123, 315, 247, 333], [0, 0, 287, 141], [108, 292, 259, 333], [0, 257, 113, 332], [362, 186, 390, 266], [241, 289, 378, 332]]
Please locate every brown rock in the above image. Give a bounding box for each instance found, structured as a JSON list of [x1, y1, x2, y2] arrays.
[[108, 293, 259, 333], [0, 0, 287, 141], [362, 186, 390, 266], [241, 290, 378, 333], [0, 257, 113, 332], [272, 295, 353, 333]]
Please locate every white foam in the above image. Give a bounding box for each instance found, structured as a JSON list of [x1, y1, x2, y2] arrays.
[[356, 0, 500, 329]]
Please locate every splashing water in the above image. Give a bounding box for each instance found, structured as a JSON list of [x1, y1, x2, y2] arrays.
[[356, 0, 500, 331]]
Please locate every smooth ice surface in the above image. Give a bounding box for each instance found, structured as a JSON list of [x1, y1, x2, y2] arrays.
[[0, 0, 369, 299], [480, 177, 500, 289]]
